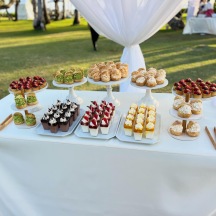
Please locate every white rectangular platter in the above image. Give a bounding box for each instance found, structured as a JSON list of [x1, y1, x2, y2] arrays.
[[116, 114, 161, 145], [74, 111, 121, 140], [36, 109, 84, 137]]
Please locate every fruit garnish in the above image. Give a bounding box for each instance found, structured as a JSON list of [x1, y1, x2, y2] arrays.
[[91, 118, 97, 126]]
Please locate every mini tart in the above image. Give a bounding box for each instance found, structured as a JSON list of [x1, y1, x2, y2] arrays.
[[202, 90, 211, 98], [190, 99, 202, 115], [193, 90, 202, 99], [186, 121, 200, 137], [13, 112, 25, 125], [26, 92, 38, 106], [169, 120, 183, 136], [24, 86, 32, 93], [25, 113, 36, 126], [32, 85, 40, 91], [177, 103, 192, 118], [210, 87, 216, 96], [175, 86, 183, 95], [183, 89, 192, 97]]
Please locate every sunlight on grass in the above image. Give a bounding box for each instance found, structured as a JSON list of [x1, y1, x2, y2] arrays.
[[0, 18, 216, 99]]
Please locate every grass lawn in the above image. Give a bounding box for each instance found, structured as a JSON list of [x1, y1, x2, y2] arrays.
[[0, 18, 216, 99]]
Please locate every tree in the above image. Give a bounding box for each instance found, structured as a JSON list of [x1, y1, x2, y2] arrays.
[[62, 0, 65, 19], [32, 0, 50, 30], [54, 0, 59, 21], [33, 0, 46, 30], [0, 0, 16, 20], [14, 0, 20, 21]]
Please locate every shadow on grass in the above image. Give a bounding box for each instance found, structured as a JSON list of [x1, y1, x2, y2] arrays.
[[0, 23, 89, 38]]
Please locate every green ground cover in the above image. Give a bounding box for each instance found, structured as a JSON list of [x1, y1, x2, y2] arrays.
[[0, 18, 216, 99]]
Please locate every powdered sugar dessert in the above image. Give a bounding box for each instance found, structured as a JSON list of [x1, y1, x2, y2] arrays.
[[173, 96, 185, 110], [178, 103, 192, 118], [186, 121, 200, 137], [169, 120, 183, 136], [190, 99, 202, 115]]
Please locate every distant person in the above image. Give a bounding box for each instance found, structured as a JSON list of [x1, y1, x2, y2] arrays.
[[88, 24, 99, 51], [198, 0, 214, 16], [198, 0, 206, 14]]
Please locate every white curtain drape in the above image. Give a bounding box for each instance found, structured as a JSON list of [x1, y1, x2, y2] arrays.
[[70, 0, 184, 92]]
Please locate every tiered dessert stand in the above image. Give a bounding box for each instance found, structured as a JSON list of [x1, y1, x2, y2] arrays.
[[52, 78, 87, 104], [9, 84, 48, 113], [87, 76, 129, 107], [168, 93, 202, 141], [130, 79, 169, 107]]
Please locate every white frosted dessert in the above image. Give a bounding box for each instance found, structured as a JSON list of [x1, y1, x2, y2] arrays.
[[80, 116, 89, 133], [124, 119, 133, 136], [169, 121, 183, 136], [133, 123, 143, 141], [89, 118, 99, 136], [145, 122, 155, 139], [148, 110, 156, 117], [100, 118, 110, 135], [146, 115, 156, 124]]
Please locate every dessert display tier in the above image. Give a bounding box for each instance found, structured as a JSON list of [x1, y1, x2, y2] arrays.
[[167, 127, 199, 141], [8, 83, 48, 95], [87, 76, 129, 106], [116, 114, 161, 145], [172, 87, 215, 101], [52, 78, 87, 104], [130, 79, 168, 106], [169, 108, 202, 121], [168, 93, 201, 141], [11, 103, 43, 113]]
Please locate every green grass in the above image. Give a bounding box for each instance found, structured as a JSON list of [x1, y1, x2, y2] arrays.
[[0, 18, 216, 99]]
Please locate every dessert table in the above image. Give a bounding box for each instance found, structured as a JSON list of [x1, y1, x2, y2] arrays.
[[183, 17, 216, 35], [0, 89, 216, 216]]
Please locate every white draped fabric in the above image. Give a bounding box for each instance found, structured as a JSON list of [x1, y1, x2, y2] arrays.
[[70, 0, 184, 92]]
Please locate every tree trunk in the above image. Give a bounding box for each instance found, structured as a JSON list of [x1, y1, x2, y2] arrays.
[[14, 0, 20, 21], [62, 0, 65, 19], [33, 0, 46, 30], [54, 0, 59, 21], [43, 0, 50, 24], [72, 9, 80, 25]]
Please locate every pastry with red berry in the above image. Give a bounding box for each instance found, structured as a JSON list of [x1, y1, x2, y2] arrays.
[[100, 118, 110, 134], [89, 118, 99, 136], [202, 90, 211, 98], [210, 87, 216, 97]]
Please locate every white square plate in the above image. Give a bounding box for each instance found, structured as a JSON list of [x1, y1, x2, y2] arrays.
[[74, 111, 121, 140], [116, 114, 161, 145], [36, 109, 84, 137]]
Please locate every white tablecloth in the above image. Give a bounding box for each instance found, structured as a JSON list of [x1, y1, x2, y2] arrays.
[[0, 90, 216, 216], [183, 17, 216, 35]]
